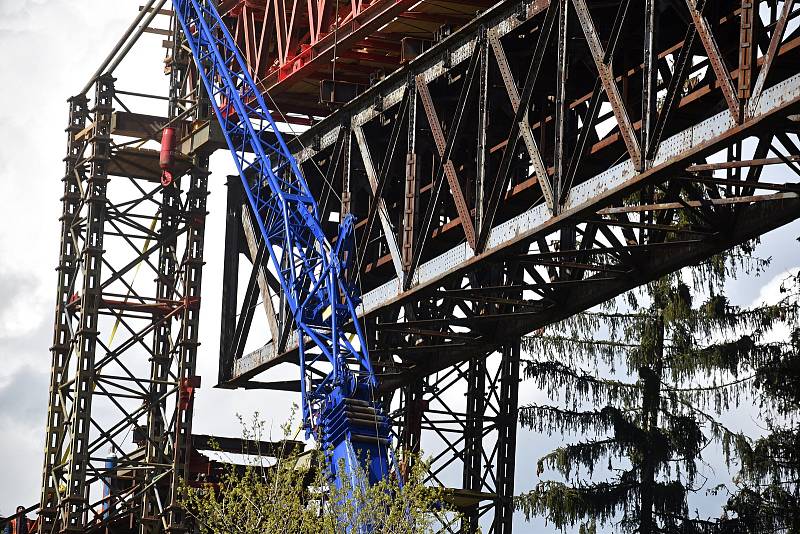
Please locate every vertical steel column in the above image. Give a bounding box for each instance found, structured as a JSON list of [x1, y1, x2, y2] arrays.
[[555, 1, 575, 265], [219, 177, 241, 383], [141, 184, 179, 532], [167, 149, 209, 533], [400, 378, 424, 455], [40, 94, 89, 532], [475, 29, 489, 235], [165, 61, 211, 529], [553, 0, 569, 212], [641, 0, 656, 166], [738, 0, 755, 100], [64, 74, 114, 532], [461, 356, 487, 533], [402, 79, 418, 272], [342, 125, 352, 217], [142, 28, 188, 531], [493, 341, 520, 534]]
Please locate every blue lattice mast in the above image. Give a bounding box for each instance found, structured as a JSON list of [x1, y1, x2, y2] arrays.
[[172, 0, 391, 494]]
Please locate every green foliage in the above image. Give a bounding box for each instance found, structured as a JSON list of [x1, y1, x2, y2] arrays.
[[719, 484, 800, 533], [181, 413, 452, 533], [517, 249, 800, 532], [515, 262, 783, 532], [719, 273, 800, 533], [516, 480, 630, 528]]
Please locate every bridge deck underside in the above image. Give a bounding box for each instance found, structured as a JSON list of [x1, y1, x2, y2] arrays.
[[220, 0, 800, 392], [220, 0, 498, 118]]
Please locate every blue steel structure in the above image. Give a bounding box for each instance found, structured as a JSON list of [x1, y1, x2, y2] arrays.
[[171, 0, 392, 499]]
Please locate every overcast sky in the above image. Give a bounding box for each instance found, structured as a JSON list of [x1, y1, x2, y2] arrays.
[[1, 1, 799, 530], [0, 0, 135, 513], [0, 0, 287, 515]]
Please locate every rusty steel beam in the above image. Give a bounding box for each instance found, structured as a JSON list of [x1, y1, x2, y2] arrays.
[[572, 0, 642, 168], [687, 155, 800, 171], [415, 73, 478, 251], [738, 0, 755, 99], [488, 27, 554, 213], [686, 0, 741, 122]]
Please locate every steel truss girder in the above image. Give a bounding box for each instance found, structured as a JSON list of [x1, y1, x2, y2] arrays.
[[223, 0, 800, 389]]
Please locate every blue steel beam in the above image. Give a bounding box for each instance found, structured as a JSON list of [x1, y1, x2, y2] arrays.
[[171, 0, 391, 506]]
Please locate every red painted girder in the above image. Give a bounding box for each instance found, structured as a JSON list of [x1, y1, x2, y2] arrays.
[[263, 0, 419, 93]]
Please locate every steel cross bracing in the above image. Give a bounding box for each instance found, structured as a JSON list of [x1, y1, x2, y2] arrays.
[[218, 0, 502, 117], [171, 0, 393, 497], [218, 0, 800, 530], [391, 344, 521, 533], [40, 62, 210, 534]]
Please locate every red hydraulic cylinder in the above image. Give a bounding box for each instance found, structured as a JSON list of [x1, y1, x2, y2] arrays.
[[160, 127, 176, 186]]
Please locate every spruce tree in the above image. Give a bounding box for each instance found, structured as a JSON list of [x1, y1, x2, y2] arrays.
[[719, 271, 800, 533], [515, 267, 775, 533]]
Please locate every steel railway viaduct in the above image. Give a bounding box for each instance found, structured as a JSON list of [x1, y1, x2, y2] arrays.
[[23, 0, 800, 532]]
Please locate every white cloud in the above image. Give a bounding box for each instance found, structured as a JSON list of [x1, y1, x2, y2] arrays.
[[750, 266, 800, 307]]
